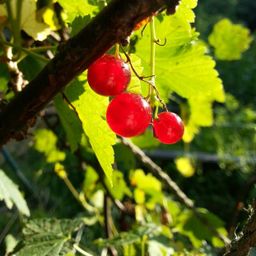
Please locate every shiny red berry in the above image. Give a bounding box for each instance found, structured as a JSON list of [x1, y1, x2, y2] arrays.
[[87, 54, 131, 96], [106, 93, 152, 137], [153, 112, 184, 144]]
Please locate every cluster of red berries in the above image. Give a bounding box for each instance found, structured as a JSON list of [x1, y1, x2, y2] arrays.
[[87, 54, 184, 144]]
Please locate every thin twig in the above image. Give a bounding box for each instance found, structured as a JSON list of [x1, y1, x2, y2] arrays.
[[1, 146, 35, 194], [104, 194, 118, 256], [0, 211, 18, 245], [73, 244, 93, 256]]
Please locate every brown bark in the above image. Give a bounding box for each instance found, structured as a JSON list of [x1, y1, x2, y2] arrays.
[[225, 202, 256, 256], [0, 0, 180, 146]]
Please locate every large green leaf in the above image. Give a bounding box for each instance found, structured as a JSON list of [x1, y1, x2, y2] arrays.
[[65, 78, 116, 184], [15, 218, 82, 256], [135, 0, 225, 142], [208, 18, 253, 60], [0, 169, 30, 216], [176, 208, 227, 248], [135, 15, 224, 102]]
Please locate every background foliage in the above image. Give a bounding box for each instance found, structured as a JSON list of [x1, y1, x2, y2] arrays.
[[0, 0, 255, 255]]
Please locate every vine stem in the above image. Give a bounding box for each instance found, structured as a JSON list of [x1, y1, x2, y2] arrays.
[[0, 38, 50, 62], [141, 235, 147, 256], [55, 164, 98, 214], [149, 16, 156, 91], [73, 244, 93, 256], [62, 176, 98, 214], [149, 16, 168, 111]]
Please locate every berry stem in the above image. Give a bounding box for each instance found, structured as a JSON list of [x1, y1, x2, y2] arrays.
[[150, 16, 156, 88], [148, 17, 168, 111], [115, 43, 120, 58]]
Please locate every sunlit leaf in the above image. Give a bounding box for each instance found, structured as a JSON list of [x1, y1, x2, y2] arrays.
[[5, 234, 18, 255], [135, 0, 225, 142], [148, 240, 174, 256], [130, 169, 161, 193], [175, 157, 195, 177], [0, 169, 30, 216], [208, 18, 253, 60], [2, 0, 52, 41], [134, 188, 145, 204], [65, 78, 116, 185], [57, 0, 96, 23], [176, 208, 227, 248], [106, 170, 132, 200], [34, 129, 66, 163]]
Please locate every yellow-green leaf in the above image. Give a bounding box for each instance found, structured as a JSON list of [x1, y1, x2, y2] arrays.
[[66, 78, 116, 185], [57, 0, 96, 23], [2, 0, 52, 41], [208, 18, 253, 60], [0, 169, 30, 216], [175, 157, 195, 177]]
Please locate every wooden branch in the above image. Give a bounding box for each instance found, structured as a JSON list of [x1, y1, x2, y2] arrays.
[[0, 0, 180, 146], [225, 202, 256, 256], [228, 176, 256, 237]]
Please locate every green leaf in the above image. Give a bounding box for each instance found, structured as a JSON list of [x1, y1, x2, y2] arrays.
[[135, 1, 225, 142], [70, 15, 91, 37], [175, 0, 198, 24], [175, 157, 195, 177], [34, 129, 66, 163], [5, 234, 18, 255], [125, 54, 143, 94], [208, 18, 253, 60], [57, 0, 96, 23], [136, 16, 224, 102], [54, 94, 83, 152], [148, 240, 174, 256], [16, 218, 82, 256], [176, 208, 227, 248], [130, 169, 162, 193], [97, 223, 160, 247], [0, 63, 9, 91], [83, 166, 99, 197], [65, 78, 116, 185], [105, 170, 132, 200], [0, 169, 30, 216], [131, 129, 160, 149], [1, 0, 52, 41], [19, 55, 47, 81]]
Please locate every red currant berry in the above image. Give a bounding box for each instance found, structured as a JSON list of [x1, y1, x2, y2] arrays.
[[106, 93, 152, 137], [87, 54, 131, 96], [153, 112, 184, 144]]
